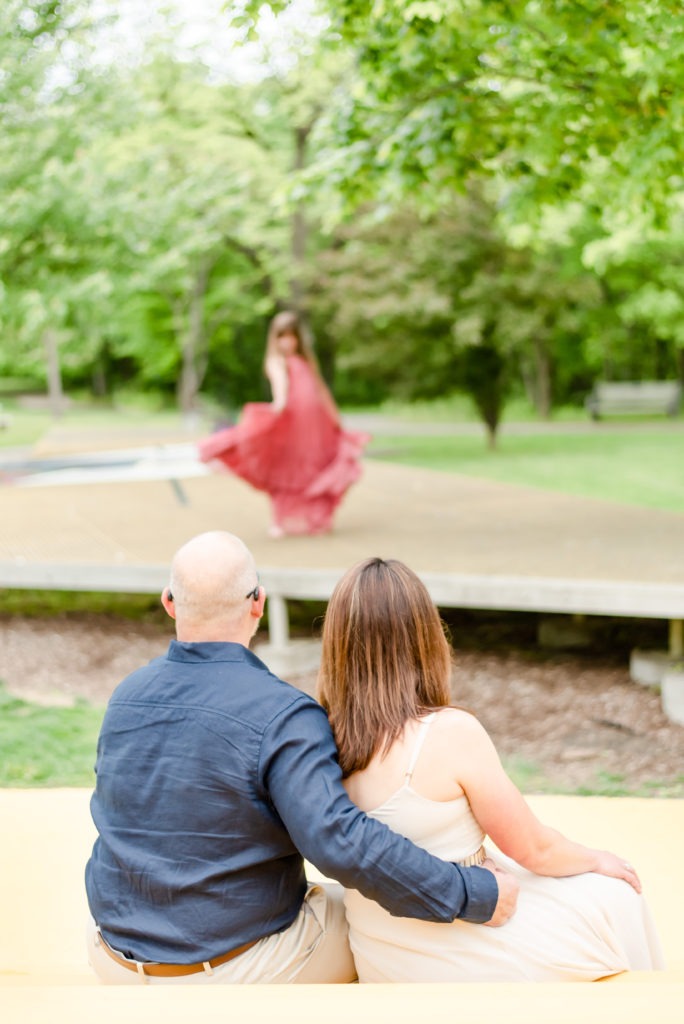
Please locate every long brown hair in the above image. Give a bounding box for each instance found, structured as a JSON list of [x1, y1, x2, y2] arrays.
[[263, 310, 318, 373], [317, 558, 452, 777]]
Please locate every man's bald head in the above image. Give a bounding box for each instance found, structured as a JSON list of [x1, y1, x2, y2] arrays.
[[165, 531, 262, 641]]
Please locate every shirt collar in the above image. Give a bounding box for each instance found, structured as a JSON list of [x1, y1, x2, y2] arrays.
[[167, 639, 252, 664]]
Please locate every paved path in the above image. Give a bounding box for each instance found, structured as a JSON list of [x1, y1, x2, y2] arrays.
[[1, 423, 684, 588]]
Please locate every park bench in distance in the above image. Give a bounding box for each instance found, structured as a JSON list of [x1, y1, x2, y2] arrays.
[[585, 380, 682, 420]]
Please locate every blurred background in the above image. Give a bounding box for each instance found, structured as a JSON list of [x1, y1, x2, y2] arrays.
[[1, 1, 683, 796], [2, 0, 684, 444]]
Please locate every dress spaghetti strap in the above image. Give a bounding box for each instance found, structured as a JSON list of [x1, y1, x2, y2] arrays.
[[404, 713, 437, 783]]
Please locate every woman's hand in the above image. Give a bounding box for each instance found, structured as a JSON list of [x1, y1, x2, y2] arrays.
[[592, 850, 642, 893]]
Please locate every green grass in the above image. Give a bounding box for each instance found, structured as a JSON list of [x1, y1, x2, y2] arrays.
[[504, 759, 684, 798], [4, 393, 682, 514], [0, 408, 49, 447], [0, 395, 214, 450], [501, 757, 551, 793], [573, 773, 684, 798], [361, 394, 587, 423], [1, 685, 678, 794], [368, 429, 684, 513], [0, 685, 104, 787], [0, 588, 167, 620]]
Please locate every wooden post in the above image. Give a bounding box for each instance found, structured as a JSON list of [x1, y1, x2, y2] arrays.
[[267, 594, 290, 649], [669, 619, 684, 658]]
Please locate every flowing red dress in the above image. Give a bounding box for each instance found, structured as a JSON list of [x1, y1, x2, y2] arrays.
[[198, 355, 370, 535]]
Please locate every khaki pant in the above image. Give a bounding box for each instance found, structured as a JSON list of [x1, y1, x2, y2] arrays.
[[87, 883, 357, 985]]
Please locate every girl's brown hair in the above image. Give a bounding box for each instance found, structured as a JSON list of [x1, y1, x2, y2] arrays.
[[317, 558, 452, 777], [264, 310, 317, 372]]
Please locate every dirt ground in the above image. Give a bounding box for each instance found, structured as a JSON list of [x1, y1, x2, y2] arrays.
[[1, 612, 682, 796]]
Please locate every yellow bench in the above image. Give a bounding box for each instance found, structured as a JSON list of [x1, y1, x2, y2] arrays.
[[1, 790, 682, 1023]]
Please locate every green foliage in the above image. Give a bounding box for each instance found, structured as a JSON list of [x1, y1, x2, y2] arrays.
[[2, 0, 684, 432], [0, 685, 103, 787], [0, 6, 309, 412], [306, 195, 609, 412], [302, 1, 684, 227], [252, 0, 684, 420], [308, 203, 472, 402]]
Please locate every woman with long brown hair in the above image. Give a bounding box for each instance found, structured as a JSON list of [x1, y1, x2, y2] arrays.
[[317, 557, 664, 982], [199, 311, 369, 537]]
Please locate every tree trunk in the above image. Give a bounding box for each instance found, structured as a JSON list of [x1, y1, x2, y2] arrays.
[[532, 335, 552, 419], [290, 123, 311, 311], [177, 350, 200, 417], [91, 339, 110, 398], [519, 359, 537, 407], [485, 423, 498, 450], [176, 263, 211, 419], [43, 327, 64, 418]]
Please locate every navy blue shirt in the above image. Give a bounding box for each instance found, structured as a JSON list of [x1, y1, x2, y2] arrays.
[[85, 641, 498, 963]]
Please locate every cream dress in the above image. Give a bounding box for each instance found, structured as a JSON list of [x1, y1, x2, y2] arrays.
[[345, 714, 665, 982]]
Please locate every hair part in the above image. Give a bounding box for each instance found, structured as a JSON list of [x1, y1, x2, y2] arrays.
[[317, 558, 453, 777]]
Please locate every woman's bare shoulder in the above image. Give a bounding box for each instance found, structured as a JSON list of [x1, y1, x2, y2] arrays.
[[432, 706, 487, 740]]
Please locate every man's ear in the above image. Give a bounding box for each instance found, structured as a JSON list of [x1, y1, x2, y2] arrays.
[[249, 585, 266, 619], [161, 587, 176, 619]]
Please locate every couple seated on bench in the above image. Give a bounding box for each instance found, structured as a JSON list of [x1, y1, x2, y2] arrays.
[[85, 531, 664, 984]]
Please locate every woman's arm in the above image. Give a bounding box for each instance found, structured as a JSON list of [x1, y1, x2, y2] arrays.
[[265, 355, 289, 412], [316, 376, 341, 426], [452, 712, 642, 892]]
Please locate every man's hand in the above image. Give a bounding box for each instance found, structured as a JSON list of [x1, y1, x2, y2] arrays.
[[482, 857, 519, 927]]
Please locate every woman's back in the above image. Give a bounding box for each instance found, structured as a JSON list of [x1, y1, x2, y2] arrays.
[[344, 712, 486, 863], [319, 557, 664, 981], [343, 711, 663, 982]]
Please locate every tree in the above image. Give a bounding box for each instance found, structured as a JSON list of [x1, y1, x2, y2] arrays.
[[306, 190, 605, 427], [0, 0, 126, 404], [594, 233, 684, 384], [261, 2, 684, 230], [462, 343, 507, 449], [233, 2, 684, 423]]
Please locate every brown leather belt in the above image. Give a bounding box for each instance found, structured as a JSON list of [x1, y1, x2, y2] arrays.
[[97, 930, 261, 977]]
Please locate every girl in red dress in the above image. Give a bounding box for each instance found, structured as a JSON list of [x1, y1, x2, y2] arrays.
[[199, 311, 370, 537]]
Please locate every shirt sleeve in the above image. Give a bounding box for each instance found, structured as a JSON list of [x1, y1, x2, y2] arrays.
[[259, 697, 498, 924]]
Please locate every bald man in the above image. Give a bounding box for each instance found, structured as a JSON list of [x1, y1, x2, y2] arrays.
[[85, 531, 516, 984]]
